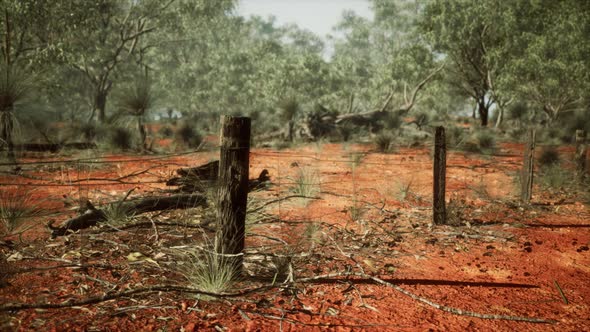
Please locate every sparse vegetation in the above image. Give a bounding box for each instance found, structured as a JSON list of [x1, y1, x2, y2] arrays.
[[0, 188, 42, 236], [109, 127, 133, 150], [538, 147, 560, 167], [375, 132, 395, 153], [290, 167, 320, 198], [176, 245, 239, 295], [176, 123, 203, 149]]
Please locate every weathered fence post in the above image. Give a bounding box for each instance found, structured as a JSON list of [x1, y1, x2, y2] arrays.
[[215, 115, 250, 276], [521, 128, 536, 203], [575, 130, 587, 180], [433, 126, 446, 225]]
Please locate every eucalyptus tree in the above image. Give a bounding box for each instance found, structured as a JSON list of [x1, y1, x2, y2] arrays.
[[491, 1, 590, 125], [328, 0, 442, 130], [421, 0, 503, 127]]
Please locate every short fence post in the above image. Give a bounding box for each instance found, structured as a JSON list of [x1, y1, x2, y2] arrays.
[[521, 128, 536, 203], [433, 126, 446, 225], [215, 115, 250, 276], [575, 130, 587, 180]]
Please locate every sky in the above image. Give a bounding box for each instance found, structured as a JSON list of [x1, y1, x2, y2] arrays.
[[238, 0, 373, 57]]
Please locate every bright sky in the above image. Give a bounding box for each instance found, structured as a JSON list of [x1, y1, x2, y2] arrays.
[[237, 0, 373, 39]]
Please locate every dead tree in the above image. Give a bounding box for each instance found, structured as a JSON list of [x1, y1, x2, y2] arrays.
[[335, 65, 445, 126]]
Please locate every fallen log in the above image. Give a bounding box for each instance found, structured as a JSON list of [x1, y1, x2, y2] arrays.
[[166, 160, 271, 193], [14, 142, 98, 152], [48, 193, 207, 237]]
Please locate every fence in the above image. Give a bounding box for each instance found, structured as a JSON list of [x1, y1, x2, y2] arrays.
[[1, 118, 588, 268]]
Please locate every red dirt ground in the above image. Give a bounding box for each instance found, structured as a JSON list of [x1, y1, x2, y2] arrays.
[[1, 141, 589, 331]]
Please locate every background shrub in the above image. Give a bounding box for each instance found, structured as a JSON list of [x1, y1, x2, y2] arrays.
[[176, 123, 203, 148], [110, 127, 133, 150]]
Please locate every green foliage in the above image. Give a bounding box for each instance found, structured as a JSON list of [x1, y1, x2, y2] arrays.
[[375, 132, 395, 153], [538, 164, 573, 191], [476, 131, 495, 150], [177, 246, 239, 295], [0, 188, 42, 236], [278, 97, 300, 122], [446, 125, 467, 149], [290, 167, 320, 198]]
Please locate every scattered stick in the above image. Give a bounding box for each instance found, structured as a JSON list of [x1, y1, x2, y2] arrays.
[[325, 234, 556, 324], [553, 280, 569, 304], [0, 284, 275, 312], [363, 273, 556, 324]]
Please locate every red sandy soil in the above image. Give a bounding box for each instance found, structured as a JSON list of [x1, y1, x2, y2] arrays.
[[1, 142, 589, 331]]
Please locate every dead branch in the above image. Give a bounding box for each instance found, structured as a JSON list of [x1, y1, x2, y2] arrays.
[[48, 193, 207, 237], [335, 64, 445, 126], [0, 284, 275, 312]]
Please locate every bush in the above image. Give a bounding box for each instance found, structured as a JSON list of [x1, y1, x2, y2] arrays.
[[176, 123, 203, 148], [538, 147, 560, 167], [476, 131, 495, 150], [110, 127, 133, 150], [158, 125, 174, 138], [375, 132, 394, 153], [538, 164, 572, 190], [446, 125, 467, 149], [80, 123, 99, 141]]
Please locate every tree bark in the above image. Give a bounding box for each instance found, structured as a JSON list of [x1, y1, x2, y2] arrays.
[[215, 116, 250, 276], [478, 97, 488, 127], [95, 90, 107, 123], [495, 107, 504, 128]]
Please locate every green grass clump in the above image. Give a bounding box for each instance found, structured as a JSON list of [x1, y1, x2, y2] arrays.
[[0, 189, 42, 236], [290, 167, 320, 197], [476, 131, 495, 150], [538, 164, 572, 190], [177, 246, 239, 295], [375, 132, 395, 153]]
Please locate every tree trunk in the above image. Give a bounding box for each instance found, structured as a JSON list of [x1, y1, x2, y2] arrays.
[[95, 91, 107, 123], [495, 107, 504, 128], [137, 116, 147, 151], [478, 97, 488, 127]]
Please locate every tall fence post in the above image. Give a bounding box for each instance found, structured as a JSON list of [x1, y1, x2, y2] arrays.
[[433, 126, 446, 225], [215, 115, 250, 276], [575, 130, 587, 180], [521, 128, 536, 203]]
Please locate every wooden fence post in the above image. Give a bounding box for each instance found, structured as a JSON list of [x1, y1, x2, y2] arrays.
[[521, 128, 536, 203], [215, 116, 250, 275], [575, 130, 587, 180], [433, 126, 446, 225]]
